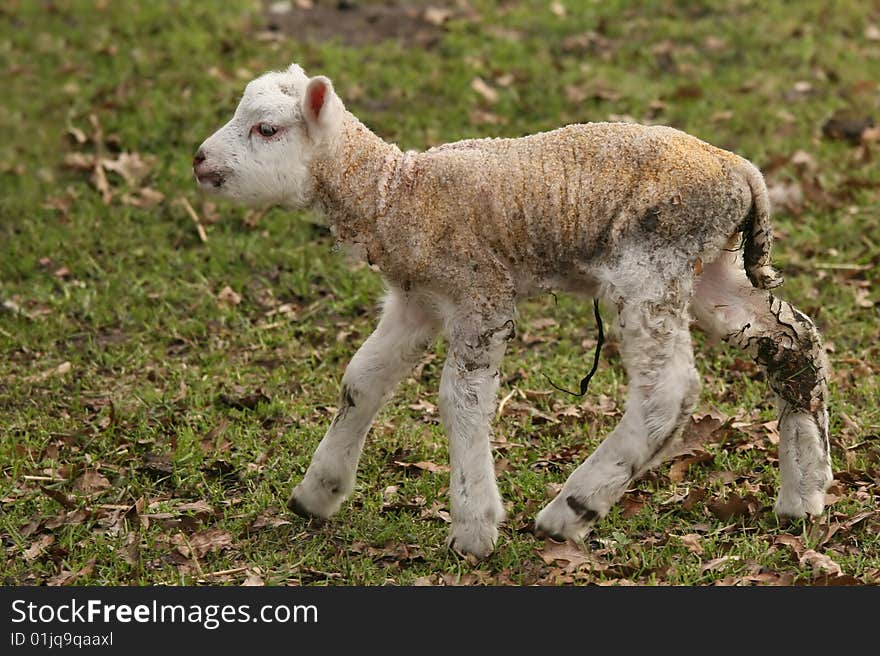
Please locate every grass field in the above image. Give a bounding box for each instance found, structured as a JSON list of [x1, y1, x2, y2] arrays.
[[1, 0, 878, 586]]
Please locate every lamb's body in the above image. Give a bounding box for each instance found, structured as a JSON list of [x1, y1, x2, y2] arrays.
[[195, 64, 832, 558], [315, 118, 758, 304]]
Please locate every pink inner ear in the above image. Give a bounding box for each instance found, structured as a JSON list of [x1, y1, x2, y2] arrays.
[[309, 83, 327, 120]]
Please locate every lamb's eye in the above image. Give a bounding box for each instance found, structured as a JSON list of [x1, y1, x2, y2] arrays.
[[256, 123, 278, 137]]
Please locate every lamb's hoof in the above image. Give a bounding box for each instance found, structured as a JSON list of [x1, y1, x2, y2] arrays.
[[287, 491, 318, 519], [774, 490, 826, 519], [532, 522, 566, 542], [534, 495, 599, 542], [287, 484, 337, 520], [447, 522, 498, 560]]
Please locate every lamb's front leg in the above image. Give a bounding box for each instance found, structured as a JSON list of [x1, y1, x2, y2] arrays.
[[440, 316, 513, 559], [288, 290, 440, 519]]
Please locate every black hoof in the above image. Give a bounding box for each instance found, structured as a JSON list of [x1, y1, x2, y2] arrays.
[[533, 523, 566, 542], [287, 495, 315, 519]]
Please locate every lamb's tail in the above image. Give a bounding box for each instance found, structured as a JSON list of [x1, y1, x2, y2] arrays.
[[740, 164, 784, 290]]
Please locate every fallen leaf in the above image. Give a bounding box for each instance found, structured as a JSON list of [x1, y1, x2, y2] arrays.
[[822, 113, 875, 144], [538, 540, 594, 572], [774, 534, 804, 560], [669, 452, 715, 483], [217, 286, 242, 307], [242, 570, 265, 586], [180, 528, 234, 559], [423, 6, 452, 26], [469, 109, 506, 126], [120, 532, 140, 566], [176, 500, 214, 519], [140, 452, 173, 476], [41, 486, 76, 510], [393, 460, 449, 474], [121, 187, 165, 209], [550, 1, 567, 18], [799, 549, 842, 577], [419, 502, 451, 523], [73, 470, 111, 494], [47, 558, 96, 586], [471, 77, 499, 104], [26, 361, 72, 383], [701, 555, 740, 573], [663, 412, 732, 461], [102, 152, 155, 187], [219, 387, 270, 410], [707, 492, 759, 520], [678, 533, 704, 555], [24, 534, 55, 561]]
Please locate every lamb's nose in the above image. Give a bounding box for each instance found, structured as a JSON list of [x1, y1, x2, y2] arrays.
[[193, 149, 206, 168]]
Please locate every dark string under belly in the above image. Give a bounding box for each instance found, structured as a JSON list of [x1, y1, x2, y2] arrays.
[[543, 298, 605, 397]]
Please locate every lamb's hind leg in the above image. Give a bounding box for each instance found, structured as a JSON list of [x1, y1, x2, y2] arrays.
[[535, 286, 700, 541], [692, 253, 832, 517], [288, 289, 440, 519]]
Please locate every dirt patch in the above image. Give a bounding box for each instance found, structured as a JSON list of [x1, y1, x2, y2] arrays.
[[263, 0, 460, 48]]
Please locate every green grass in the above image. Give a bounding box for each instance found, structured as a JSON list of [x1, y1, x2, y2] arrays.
[[1, 0, 878, 586]]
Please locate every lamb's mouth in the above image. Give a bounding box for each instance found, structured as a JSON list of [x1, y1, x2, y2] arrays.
[[195, 169, 228, 191]]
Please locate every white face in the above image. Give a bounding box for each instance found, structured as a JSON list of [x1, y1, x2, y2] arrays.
[[193, 63, 343, 209]]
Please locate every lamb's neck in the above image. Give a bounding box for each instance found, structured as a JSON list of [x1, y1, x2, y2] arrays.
[[312, 113, 404, 242]]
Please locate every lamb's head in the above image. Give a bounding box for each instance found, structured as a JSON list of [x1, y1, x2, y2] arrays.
[[193, 63, 344, 208]]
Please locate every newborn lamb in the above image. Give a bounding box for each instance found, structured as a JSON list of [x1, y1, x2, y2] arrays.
[[193, 63, 832, 558]]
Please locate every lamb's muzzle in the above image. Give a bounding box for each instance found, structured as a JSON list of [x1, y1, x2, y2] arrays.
[[195, 62, 833, 559]]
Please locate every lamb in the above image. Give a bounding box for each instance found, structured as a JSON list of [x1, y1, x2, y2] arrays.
[[193, 63, 833, 558]]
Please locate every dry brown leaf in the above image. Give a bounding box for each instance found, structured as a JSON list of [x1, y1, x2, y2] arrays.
[[707, 492, 759, 520], [471, 77, 499, 104], [73, 470, 111, 494], [822, 114, 875, 144], [678, 533, 704, 555], [26, 361, 72, 383], [102, 152, 155, 187], [774, 534, 804, 559], [219, 387, 269, 410], [538, 540, 594, 572], [419, 501, 451, 523], [63, 152, 93, 170], [854, 287, 875, 309], [47, 558, 96, 586], [799, 549, 843, 577], [664, 412, 731, 461], [550, 1, 567, 18], [423, 6, 453, 26], [250, 509, 291, 530], [121, 187, 165, 209], [469, 109, 506, 126], [701, 555, 740, 573], [242, 570, 265, 586], [181, 528, 234, 559], [217, 285, 242, 307], [669, 452, 715, 483], [24, 534, 55, 561], [176, 500, 215, 519], [120, 532, 140, 566], [394, 460, 449, 474]]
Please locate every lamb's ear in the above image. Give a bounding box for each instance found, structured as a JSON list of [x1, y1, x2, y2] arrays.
[[302, 76, 343, 142]]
